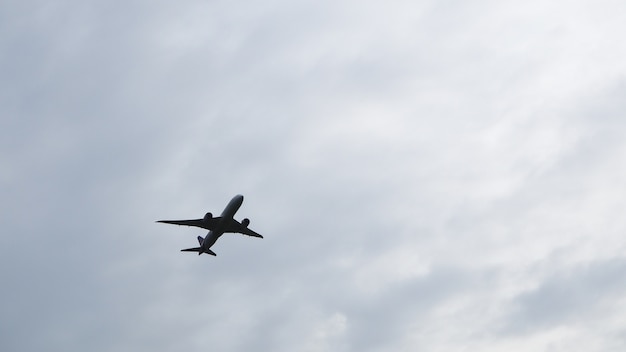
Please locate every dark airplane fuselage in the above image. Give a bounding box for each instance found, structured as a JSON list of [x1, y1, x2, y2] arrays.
[[199, 194, 244, 254]]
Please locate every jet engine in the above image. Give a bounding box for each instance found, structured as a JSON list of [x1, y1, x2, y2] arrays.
[[241, 218, 250, 227], [204, 212, 213, 221]]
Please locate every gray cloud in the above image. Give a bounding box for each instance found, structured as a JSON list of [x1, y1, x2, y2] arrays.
[[3, 0, 626, 351], [504, 257, 626, 334]]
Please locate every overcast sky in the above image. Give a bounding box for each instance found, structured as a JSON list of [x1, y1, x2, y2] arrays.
[[2, 0, 626, 351]]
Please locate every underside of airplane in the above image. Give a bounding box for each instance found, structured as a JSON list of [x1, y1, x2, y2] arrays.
[[157, 194, 263, 257]]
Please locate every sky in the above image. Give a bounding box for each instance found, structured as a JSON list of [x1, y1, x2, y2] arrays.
[[2, 0, 626, 351]]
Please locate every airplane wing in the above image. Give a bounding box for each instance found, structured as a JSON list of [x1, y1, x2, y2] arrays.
[[226, 219, 264, 238], [156, 217, 222, 231], [239, 226, 263, 238]]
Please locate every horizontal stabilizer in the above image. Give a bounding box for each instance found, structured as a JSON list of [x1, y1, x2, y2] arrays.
[[181, 247, 201, 252], [180, 247, 216, 256]]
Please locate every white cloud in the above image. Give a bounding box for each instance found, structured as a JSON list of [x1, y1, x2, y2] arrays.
[[303, 312, 348, 352]]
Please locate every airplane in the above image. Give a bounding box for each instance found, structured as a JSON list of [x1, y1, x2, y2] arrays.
[[157, 194, 263, 256]]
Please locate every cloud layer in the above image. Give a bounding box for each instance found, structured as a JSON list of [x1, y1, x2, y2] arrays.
[[2, 0, 626, 351]]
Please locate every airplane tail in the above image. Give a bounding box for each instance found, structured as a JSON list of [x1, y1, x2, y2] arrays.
[[181, 247, 217, 256]]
